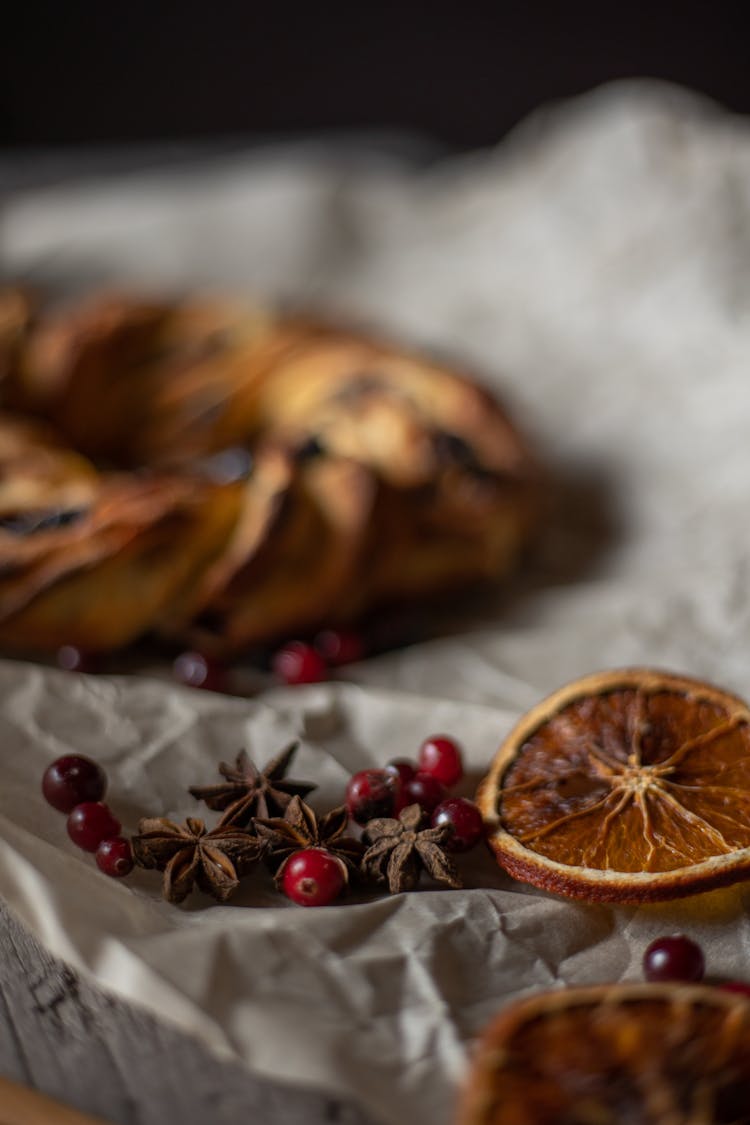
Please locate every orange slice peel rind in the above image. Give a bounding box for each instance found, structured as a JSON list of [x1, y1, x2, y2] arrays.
[[478, 668, 750, 903], [458, 982, 750, 1125]]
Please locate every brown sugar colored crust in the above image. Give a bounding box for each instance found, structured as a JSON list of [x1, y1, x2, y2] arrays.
[[0, 473, 244, 653], [0, 289, 541, 657], [0, 289, 35, 392]]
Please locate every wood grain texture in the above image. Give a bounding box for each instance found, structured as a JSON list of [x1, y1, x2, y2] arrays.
[[0, 901, 374, 1125]]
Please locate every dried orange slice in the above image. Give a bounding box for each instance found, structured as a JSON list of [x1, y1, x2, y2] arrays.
[[458, 983, 750, 1125], [478, 669, 750, 902]]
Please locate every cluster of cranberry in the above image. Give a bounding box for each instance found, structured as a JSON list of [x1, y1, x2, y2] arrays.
[[287, 737, 483, 908], [172, 632, 357, 691], [41, 756, 134, 877], [35, 760, 750, 992], [41, 732, 485, 908], [59, 627, 369, 693], [345, 735, 483, 851], [272, 630, 365, 684]]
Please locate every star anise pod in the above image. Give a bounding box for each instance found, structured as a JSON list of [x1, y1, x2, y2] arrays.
[[255, 795, 364, 885], [360, 803, 462, 894], [188, 742, 315, 826], [132, 816, 266, 904]]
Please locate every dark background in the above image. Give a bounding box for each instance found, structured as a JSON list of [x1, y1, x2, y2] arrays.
[[1, 2, 748, 151]]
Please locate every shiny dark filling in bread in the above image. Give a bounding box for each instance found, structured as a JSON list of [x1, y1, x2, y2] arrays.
[[294, 435, 326, 461], [433, 430, 498, 482], [332, 372, 387, 400], [0, 507, 88, 535], [433, 431, 477, 466], [192, 607, 226, 634]]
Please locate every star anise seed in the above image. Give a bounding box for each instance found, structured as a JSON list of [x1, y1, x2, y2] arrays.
[[189, 741, 316, 826], [132, 816, 266, 904], [361, 803, 462, 894], [255, 794, 364, 885]]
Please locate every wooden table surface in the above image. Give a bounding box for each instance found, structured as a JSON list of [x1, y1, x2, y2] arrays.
[[0, 900, 373, 1125]]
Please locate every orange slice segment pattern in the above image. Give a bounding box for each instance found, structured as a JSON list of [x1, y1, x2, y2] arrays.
[[459, 984, 750, 1125], [479, 670, 750, 901]]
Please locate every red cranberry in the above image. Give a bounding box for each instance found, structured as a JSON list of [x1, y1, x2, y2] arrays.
[[418, 735, 464, 788], [385, 759, 418, 786], [431, 797, 484, 852], [281, 848, 345, 906], [173, 650, 227, 692], [346, 769, 400, 825], [56, 645, 98, 673], [313, 628, 366, 666], [42, 755, 107, 813], [643, 935, 705, 983], [402, 772, 446, 815], [272, 641, 328, 685], [67, 802, 122, 852], [96, 836, 134, 878]]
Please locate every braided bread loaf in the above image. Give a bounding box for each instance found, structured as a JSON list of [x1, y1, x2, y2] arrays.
[[0, 289, 540, 658]]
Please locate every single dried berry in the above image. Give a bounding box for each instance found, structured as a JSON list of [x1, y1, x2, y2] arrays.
[[479, 668, 750, 903], [57, 645, 99, 674], [313, 628, 366, 666], [281, 848, 346, 907], [360, 803, 462, 894], [173, 650, 228, 692], [402, 772, 446, 814], [255, 795, 363, 885], [346, 768, 400, 824], [42, 754, 107, 812], [131, 816, 265, 903], [418, 735, 464, 787], [189, 742, 315, 826], [272, 641, 328, 685], [96, 836, 134, 878], [385, 759, 417, 786], [643, 935, 705, 983], [67, 802, 121, 852], [432, 797, 484, 852]]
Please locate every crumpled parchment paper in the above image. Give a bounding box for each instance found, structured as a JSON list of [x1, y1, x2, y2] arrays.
[[3, 80, 750, 1125]]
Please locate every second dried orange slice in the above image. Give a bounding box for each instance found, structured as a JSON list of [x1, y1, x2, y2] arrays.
[[458, 983, 750, 1124], [478, 669, 750, 902]]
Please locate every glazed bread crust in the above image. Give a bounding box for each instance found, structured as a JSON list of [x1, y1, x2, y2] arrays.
[[0, 290, 541, 656]]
